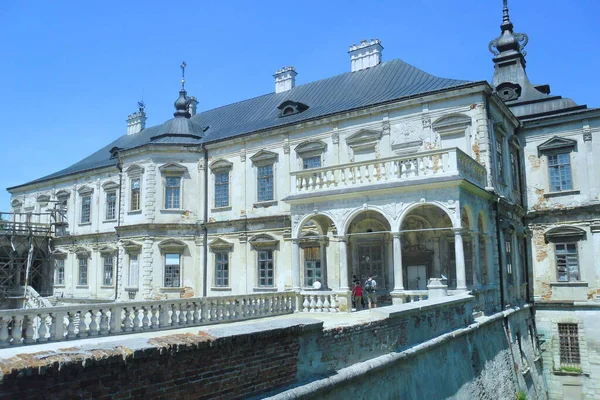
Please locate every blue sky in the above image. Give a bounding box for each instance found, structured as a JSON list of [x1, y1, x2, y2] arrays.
[[1, 0, 598, 209]]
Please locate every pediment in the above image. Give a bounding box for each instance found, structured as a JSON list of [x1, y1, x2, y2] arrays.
[[121, 239, 143, 254], [11, 199, 22, 208], [51, 248, 68, 259], [157, 238, 187, 253], [208, 238, 234, 251], [77, 185, 93, 195], [55, 190, 71, 199], [432, 113, 472, 135], [250, 149, 278, 165], [538, 136, 577, 154], [125, 164, 144, 175], [346, 129, 382, 147], [102, 180, 119, 190], [545, 226, 586, 243], [295, 140, 327, 155], [158, 162, 188, 174], [249, 234, 279, 249], [98, 245, 117, 255], [36, 194, 50, 204], [74, 246, 91, 258], [209, 159, 233, 171]]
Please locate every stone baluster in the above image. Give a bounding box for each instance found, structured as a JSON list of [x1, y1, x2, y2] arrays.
[[309, 295, 316, 312], [10, 316, 23, 345], [185, 303, 193, 324], [178, 303, 186, 325], [99, 309, 109, 335], [88, 309, 99, 336], [141, 307, 150, 330], [226, 300, 234, 320], [323, 295, 331, 313], [37, 314, 48, 343], [66, 313, 77, 339], [110, 306, 123, 334], [210, 300, 218, 321], [150, 305, 159, 329], [193, 302, 201, 323], [0, 318, 9, 347], [315, 295, 323, 312], [50, 313, 65, 341], [133, 307, 143, 331], [302, 295, 309, 312], [23, 315, 35, 344], [330, 294, 338, 312], [200, 300, 208, 323], [77, 311, 87, 338], [122, 308, 133, 332], [168, 303, 176, 326]]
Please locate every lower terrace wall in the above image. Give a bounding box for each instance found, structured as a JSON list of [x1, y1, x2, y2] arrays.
[[0, 296, 547, 400]]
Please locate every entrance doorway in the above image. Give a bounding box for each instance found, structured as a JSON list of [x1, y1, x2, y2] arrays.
[[407, 265, 427, 290], [357, 242, 384, 288]]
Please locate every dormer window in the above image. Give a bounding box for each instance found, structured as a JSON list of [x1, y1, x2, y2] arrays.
[[277, 100, 309, 117]]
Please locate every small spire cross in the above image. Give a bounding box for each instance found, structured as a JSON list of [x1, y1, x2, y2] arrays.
[[180, 61, 187, 89]]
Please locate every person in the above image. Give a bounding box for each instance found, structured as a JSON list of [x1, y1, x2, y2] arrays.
[[364, 275, 377, 309], [352, 283, 363, 311]]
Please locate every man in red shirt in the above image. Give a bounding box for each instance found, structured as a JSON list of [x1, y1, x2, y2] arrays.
[[352, 283, 363, 311]]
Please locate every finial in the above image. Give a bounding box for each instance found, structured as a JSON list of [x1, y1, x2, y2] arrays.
[[180, 61, 187, 90], [488, 0, 528, 57], [502, 0, 510, 24]]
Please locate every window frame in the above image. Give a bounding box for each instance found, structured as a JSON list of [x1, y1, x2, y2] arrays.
[[130, 177, 141, 211], [164, 176, 182, 209], [547, 152, 573, 192], [164, 253, 181, 288], [537, 136, 577, 194], [558, 323, 581, 367], [249, 234, 278, 289], [159, 163, 187, 210], [78, 257, 88, 286], [214, 252, 229, 287], [103, 256, 114, 286], [105, 191, 117, 221], [555, 242, 580, 282], [55, 258, 65, 286], [157, 238, 187, 289], [250, 150, 278, 205]]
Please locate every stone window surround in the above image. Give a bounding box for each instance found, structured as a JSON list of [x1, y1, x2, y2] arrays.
[[298, 236, 327, 289], [550, 317, 589, 376], [537, 136, 578, 196], [52, 251, 68, 287], [102, 181, 119, 222], [158, 163, 188, 211], [209, 238, 234, 290], [75, 247, 91, 288], [250, 150, 278, 207], [157, 239, 188, 290], [295, 140, 327, 170], [545, 226, 586, 284], [249, 234, 279, 291], [77, 185, 94, 225], [509, 137, 521, 193], [122, 240, 143, 291], [494, 123, 508, 185], [125, 165, 144, 213], [346, 128, 382, 161], [210, 159, 233, 210]]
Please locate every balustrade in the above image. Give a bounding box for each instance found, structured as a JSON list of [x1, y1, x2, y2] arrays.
[[0, 292, 295, 347], [290, 147, 486, 195], [298, 291, 340, 313]]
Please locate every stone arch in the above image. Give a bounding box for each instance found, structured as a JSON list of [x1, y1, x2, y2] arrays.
[[461, 205, 475, 231], [397, 201, 455, 232], [294, 212, 338, 239], [341, 206, 392, 236]]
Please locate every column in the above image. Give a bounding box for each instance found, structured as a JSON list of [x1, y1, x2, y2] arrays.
[[392, 233, 404, 291], [292, 239, 301, 291], [320, 240, 328, 289], [591, 224, 600, 290], [339, 237, 349, 290], [454, 228, 467, 291], [472, 231, 481, 288]]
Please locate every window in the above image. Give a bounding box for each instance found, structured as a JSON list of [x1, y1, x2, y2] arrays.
[[303, 156, 321, 170], [258, 249, 274, 287], [164, 253, 181, 287], [214, 172, 229, 208], [496, 139, 504, 182], [548, 153, 572, 192], [55, 259, 65, 285], [103, 256, 114, 285], [505, 238, 513, 284], [130, 178, 141, 211], [80, 195, 91, 223], [510, 151, 520, 191], [558, 323, 580, 367], [105, 192, 116, 220], [556, 243, 579, 282], [165, 177, 181, 209], [215, 252, 229, 287], [257, 165, 274, 202], [128, 254, 139, 287], [303, 247, 322, 287], [78, 258, 88, 286]]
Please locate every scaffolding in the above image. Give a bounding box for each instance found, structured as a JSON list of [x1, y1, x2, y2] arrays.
[[0, 203, 63, 306]]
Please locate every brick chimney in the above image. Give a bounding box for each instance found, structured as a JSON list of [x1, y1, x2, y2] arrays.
[[274, 66, 297, 93], [126, 103, 147, 135], [188, 96, 198, 116], [349, 39, 383, 72]]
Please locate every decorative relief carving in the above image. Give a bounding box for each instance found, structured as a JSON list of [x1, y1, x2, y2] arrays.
[[382, 202, 404, 223], [332, 130, 339, 144], [382, 120, 391, 136], [198, 158, 206, 171], [583, 125, 592, 142], [391, 120, 424, 154], [283, 138, 290, 154], [240, 149, 246, 162], [422, 115, 431, 128]]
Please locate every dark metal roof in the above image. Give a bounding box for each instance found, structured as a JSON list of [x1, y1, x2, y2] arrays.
[[10, 58, 470, 190]]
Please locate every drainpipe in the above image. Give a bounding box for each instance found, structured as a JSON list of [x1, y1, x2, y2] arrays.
[[494, 199, 505, 310], [202, 145, 208, 297], [114, 161, 123, 301], [515, 126, 532, 304]]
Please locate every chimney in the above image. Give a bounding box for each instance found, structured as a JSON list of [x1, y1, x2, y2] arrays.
[[274, 66, 297, 93], [188, 96, 198, 116], [126, 103, 147, 135], [349, 39, 383, 72]]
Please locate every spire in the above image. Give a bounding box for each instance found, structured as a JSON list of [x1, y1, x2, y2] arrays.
[[488, 0, 528, 58], [174, 61, 191, 118]]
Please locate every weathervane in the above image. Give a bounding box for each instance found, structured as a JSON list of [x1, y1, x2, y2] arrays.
[[181, 61, 187, 89]]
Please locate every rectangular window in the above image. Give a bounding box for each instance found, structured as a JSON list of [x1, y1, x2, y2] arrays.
[[214, 172, 229, 208], [130, 178, 141, 211], [558, 323, 581, 367], [258, 249, 274, 287], [103, 256, 114, 286], [257, 165, 274, 202], [303, 247, 322, 287], [303, 156, 321, 170], [548, 153, 573, 192], [556, 243, 580, 282], [496, 139, 504, 182], [164, 253, 181, 287], [505, 238, 513, 284], [215, 252, 229, 287], [78, 258, 88, 286], [80, 195, 91, 223], [105, 192, 116, 220], [55, 259, 65, 285], [510, 151, 520, 191], [165, 177, 181, 209], [128, 254, 139, 287]]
